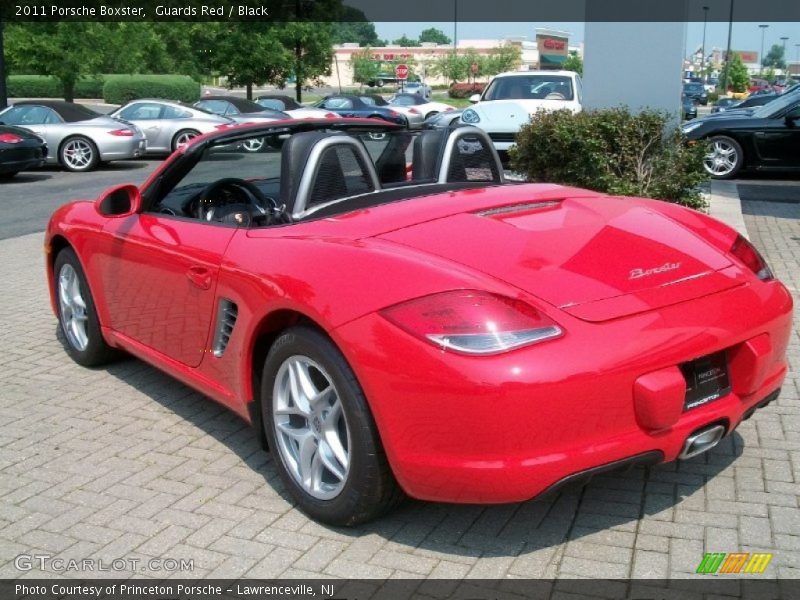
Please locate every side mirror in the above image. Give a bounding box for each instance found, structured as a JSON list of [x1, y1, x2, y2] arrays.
[[95, 184, 141, 217], [469, 94, 481, 104]]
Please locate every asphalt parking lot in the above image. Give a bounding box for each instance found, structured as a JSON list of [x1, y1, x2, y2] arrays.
[[0, 164, 798, 587]]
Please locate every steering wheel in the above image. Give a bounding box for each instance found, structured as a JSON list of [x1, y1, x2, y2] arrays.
[[194, 178, 276, 225]]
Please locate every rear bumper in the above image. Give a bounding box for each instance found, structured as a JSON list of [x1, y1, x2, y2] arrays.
[[99, 137, 146, 161], [0, 145, 47, 173], [333, 279, 793, 504]]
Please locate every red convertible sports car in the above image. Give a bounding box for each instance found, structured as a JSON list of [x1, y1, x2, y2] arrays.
[[46, 119, 793, 525]]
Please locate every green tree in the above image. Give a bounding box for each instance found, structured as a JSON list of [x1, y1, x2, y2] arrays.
[[418, 28, 451, 45], [483, 44, 522, 77], [762, 44, 786, 70], [721, 52, 750, 93], [277, 22, 335, 102], [563, 51, 583, 76], [393, 35, 421, 48], [210, 23, 293, 99], [350, 48, 381, 87], [5, 23, 114, 101], [331, 7, 382, 47], [430, 53, 468, 83]]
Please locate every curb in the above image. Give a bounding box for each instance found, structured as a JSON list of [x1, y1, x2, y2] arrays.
[[708, 179, 749, 240]]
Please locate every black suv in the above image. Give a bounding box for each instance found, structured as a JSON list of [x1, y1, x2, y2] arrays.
[[683, 82, 709, 106]]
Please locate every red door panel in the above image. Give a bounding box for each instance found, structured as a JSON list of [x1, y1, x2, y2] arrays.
[[97, 215, 235, 367]]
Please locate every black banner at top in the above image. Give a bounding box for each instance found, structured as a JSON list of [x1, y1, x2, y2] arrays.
[[2, 0, 800, 23]]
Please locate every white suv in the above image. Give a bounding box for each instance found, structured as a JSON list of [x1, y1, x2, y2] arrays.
[[460, 70, 583, 152]]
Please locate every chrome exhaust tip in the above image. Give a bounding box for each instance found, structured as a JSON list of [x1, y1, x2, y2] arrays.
[[679, 424, 726, 460]]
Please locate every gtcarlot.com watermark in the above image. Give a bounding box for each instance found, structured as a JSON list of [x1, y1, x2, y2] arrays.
[[15, 553, 194, 573]]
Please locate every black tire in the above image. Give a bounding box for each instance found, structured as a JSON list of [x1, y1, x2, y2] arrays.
[[424, 111, 438, 120], [59, 136, 99, 172], [704, 135, 744, 179], [53, 248, 119, 367], [376, 79, 385, 88], [261, 326, 403, 526], [171, 129, 201, 152]]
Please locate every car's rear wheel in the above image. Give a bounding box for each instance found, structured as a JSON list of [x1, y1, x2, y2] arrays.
[[172, 129, 201, 152], [54, 248, 119, 367], [59, 136, 99, 172], [704, 135, 744, 179], [261, 326, 402, 526]]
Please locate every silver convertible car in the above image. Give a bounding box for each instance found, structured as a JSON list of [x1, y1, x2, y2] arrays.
[[110, 99, 286, 154], [0, 100, 146, 172]]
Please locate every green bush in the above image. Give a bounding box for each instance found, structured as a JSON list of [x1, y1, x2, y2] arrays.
[[509, 107, 708, 209], [707, 90, 720, 104], [8, 75, 105, 99], [103, 75, 201, 105]]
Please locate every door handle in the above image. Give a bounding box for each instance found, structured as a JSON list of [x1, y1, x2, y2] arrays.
[[186, 266, 212, 290]]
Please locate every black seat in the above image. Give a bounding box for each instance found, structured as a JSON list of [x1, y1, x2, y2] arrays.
[[279, 131, 346, 215], [411, 129, 446, 181]]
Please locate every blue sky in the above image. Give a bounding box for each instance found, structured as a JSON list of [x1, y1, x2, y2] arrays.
[[375, 22, 800, 61]]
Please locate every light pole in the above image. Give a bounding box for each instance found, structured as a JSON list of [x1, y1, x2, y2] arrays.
[[759, 24, 769, 75], [720, 0, 734, 93], [701, 6, 709, 82], [780, 37, 789, 72]]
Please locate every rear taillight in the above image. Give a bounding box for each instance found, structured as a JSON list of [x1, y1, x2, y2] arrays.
[[731, 235, 773, 281], [408, 108, 420, 114], [215, 124, 233, 130], [388, 110, 401, 118], [380, 290, 563, 355], [0, 133, 23, 143], [325, 112, 339, 119], [108, 129, 134, 137]]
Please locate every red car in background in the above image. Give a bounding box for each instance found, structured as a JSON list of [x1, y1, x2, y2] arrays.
[[45, 120, 793, 525], [748, 78, 774, 94]]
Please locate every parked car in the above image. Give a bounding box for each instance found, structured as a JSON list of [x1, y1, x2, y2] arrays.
[[711, 97, 740, 113], [255, 94, 341, 119], [0, 124, 47, 178], [683, 82, 708, 105], [460, 70, 583, 152], [398, 81, 432, 99], [422, 109, 463, 130], [748, 78, 773, 94], [733, 94, 779, 109], [0, 101, 145, 172], [314, 95, 408, 126], [110, 99, 236, 154], [681, 92, 800, 178], [682, 95, 697, 120], [387, 93, 456, 129], [193, 96, 289, 122], [46, 119, 792, 526]]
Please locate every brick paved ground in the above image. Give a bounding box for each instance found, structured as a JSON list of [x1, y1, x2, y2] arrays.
[[0, 193, 798, 583]]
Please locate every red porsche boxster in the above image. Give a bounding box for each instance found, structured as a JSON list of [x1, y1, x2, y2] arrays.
[[46, 119, 793, 525]]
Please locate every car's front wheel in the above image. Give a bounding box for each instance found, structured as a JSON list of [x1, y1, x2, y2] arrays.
[[54, 248, 119, 367], [261, 326, 402, 526], [704, 135, 744, 179]]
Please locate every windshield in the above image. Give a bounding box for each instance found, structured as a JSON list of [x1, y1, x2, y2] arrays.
[[753, 93, 800, 118], [483, 75, 574, 101], [684, 84, 704, 92]]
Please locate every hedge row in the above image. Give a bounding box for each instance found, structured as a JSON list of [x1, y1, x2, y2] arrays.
[[7, 74, 201, 104], [8, 75, 105, 99], [102, 75, 201, 104]]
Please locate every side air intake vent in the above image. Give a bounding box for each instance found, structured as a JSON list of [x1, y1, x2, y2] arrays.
[[212, 299, 238, 358]]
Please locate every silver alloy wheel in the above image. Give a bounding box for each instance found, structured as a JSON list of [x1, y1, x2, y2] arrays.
[[272, 355, 351, 500], [174, 130, 199, 149], [57, 263, 89, 351], [704, 139, 738, 177], [241, 138, 265, 152], [62, 138, 94, 170]]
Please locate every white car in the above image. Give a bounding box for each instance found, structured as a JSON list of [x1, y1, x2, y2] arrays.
[[388, 93, 457, 129], [255, 95, 341, 120], [460, 70, 583, 152]]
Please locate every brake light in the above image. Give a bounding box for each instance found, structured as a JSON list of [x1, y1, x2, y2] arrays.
[[731, 235, 773, 281], [445, 107, 454, 111], [388, 110, 401, 118], [381, 290, 563, 355], [325, 112, 339, 119], [0, 133, 24, 143], [108, 129, 134, 136], [408, 108, 420, 114]]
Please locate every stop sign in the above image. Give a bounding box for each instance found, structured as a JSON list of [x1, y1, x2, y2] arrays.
[[395, 63, 409, 80]]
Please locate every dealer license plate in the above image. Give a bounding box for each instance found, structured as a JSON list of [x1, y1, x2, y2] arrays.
[[680, 351, 731, 411]]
